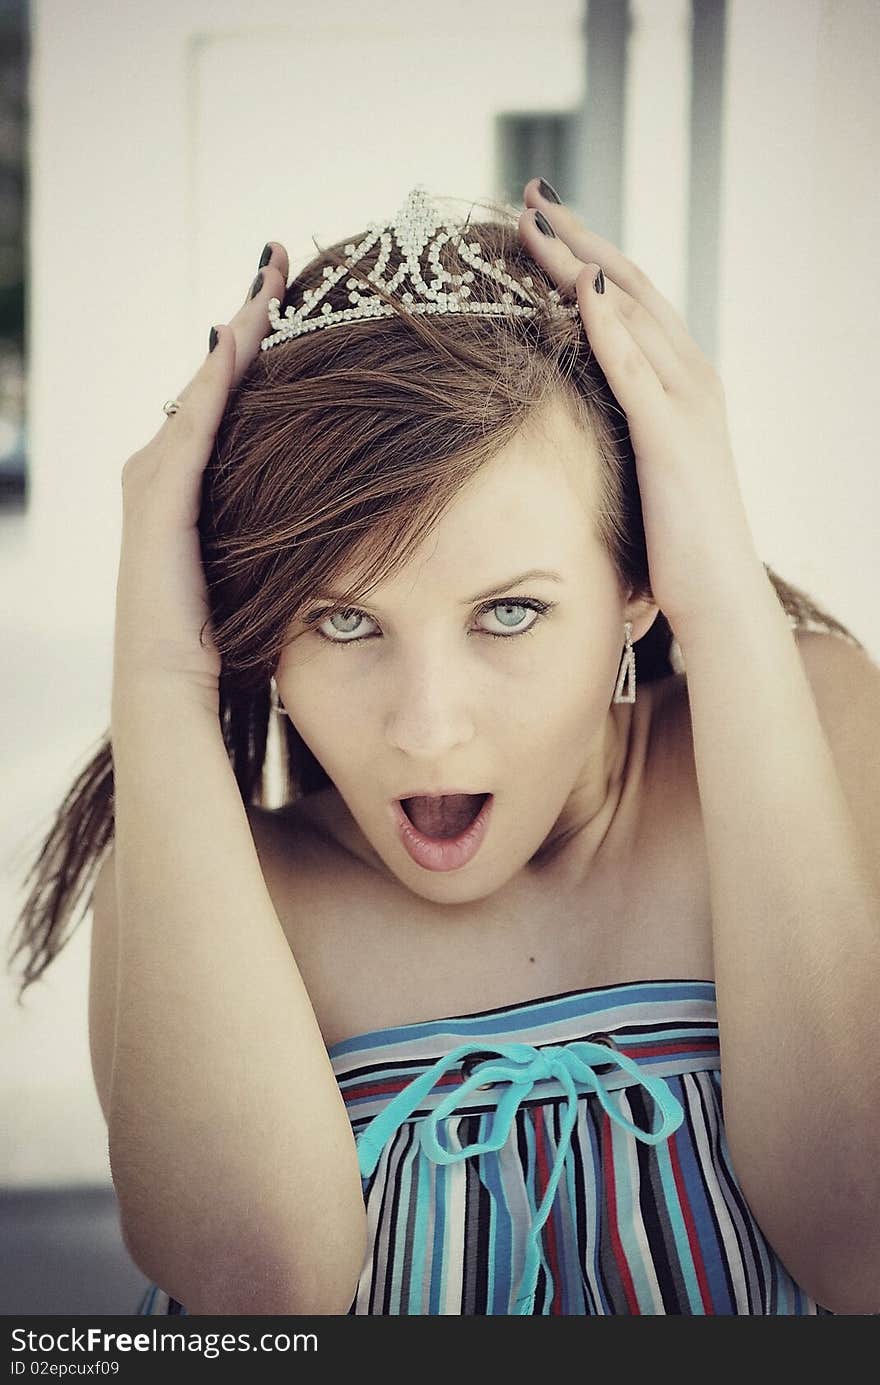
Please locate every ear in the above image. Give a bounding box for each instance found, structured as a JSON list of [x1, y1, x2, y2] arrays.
[[622, 594, 661, 643]]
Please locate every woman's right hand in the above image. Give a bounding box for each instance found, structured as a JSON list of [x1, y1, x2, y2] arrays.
[[112, 243, 290, 710]]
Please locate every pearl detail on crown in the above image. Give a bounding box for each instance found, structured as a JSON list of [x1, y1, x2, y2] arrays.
[[260, 185, 582, 350]]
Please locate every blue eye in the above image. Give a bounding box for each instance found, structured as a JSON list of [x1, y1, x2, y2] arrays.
[[480, 600, 544, 638], [320, 609, 371, 640], [306, 597, 555, 649]]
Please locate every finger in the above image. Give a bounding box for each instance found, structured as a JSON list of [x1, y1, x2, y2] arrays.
[[518, 209, 686, 391], [153, 322, 237, 457], [262, 240, 290, 286], [522, 177, 699, 364], [588, 271, 691, 393], [240, 241, 290, 306], [147, 241, 290, 463], [572, 262, 669, 425], [229, 250, 289, 386]]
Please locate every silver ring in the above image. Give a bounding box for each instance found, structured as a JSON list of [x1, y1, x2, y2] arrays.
[[163, 398, 182, 415]]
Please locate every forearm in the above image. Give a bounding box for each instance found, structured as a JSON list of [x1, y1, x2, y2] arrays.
[[675, 573, 880, 1305], [109, 685, 366, 1313]]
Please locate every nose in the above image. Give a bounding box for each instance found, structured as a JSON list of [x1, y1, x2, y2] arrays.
[[383, 647, 475, 759]]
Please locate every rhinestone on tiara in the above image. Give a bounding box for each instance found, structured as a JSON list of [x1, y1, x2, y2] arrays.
[[260, 185, 582, 350]]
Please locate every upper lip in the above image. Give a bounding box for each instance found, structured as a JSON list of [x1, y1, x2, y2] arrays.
[[394, 788, 491, 802]]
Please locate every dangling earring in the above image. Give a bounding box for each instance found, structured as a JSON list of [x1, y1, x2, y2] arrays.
[[270, 677, 288, 717], [613, 621, 637, 704]]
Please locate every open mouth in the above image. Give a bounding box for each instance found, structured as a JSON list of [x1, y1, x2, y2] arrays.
[[400, 792, 491, 841]]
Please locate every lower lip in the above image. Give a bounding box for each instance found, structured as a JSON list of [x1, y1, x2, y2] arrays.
[[391, 795, 494, 872]]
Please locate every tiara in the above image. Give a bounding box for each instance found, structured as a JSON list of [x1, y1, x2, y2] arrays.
[[260, 184, 582, 351]]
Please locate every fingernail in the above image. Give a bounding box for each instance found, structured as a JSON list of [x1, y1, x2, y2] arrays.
[[249, 271, 264, 300], [258, 243, 272, 268], [538, 178, 563, 204], [534, 209, 556, 238], [594, 267, 605, 295], [209, 325, 219, 352]]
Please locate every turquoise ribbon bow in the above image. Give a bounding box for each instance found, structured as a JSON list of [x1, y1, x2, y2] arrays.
[[355, 1035, 685, 1315]]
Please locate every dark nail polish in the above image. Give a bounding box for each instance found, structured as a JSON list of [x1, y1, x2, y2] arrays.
[[249, 271, 264, 300], [594, 267, 606, 295], [258, 243, 272, 269], [209, 325, 219, 352], [538, 178, 563, 204], [534, 209, 556, 238]]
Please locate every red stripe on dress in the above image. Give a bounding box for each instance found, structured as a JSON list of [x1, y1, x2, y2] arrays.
[[601, 1108, 642, 1314]]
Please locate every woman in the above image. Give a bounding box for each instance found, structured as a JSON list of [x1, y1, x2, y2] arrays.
[[11, 180, 879, 1316]]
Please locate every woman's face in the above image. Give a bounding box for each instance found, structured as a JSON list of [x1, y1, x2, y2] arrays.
[[274, 393, 655, 906]]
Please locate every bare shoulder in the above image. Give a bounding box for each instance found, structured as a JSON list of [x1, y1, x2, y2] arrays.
[[243, 792, 384, 1044]]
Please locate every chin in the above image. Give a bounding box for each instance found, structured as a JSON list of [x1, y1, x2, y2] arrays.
[[389, 866, 513, 909]]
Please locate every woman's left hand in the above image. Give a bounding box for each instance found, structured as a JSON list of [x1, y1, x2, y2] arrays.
[[518, 178, 766, 642]]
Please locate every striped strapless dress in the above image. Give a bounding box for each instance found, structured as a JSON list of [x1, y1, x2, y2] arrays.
[[136, 978, 834, 1315]]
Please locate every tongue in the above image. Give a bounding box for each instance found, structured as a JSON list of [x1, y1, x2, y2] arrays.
[[404, 793, 487, 840]]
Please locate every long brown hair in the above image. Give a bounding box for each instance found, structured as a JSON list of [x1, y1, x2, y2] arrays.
[[8, 195, 864, 1002]]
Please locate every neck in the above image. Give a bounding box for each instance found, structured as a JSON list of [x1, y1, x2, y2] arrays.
[[529, 694, 639, 876]]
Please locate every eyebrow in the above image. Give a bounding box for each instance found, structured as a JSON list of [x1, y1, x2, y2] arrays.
[[462, 568, 565, 603], [310, 568, 565, 608]]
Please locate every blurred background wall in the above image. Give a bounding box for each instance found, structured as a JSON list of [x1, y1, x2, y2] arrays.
[[1, 0, 877, 1311]]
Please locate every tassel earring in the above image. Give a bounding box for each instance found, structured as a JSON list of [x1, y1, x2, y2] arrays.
[[613, 621, 637, 704]]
